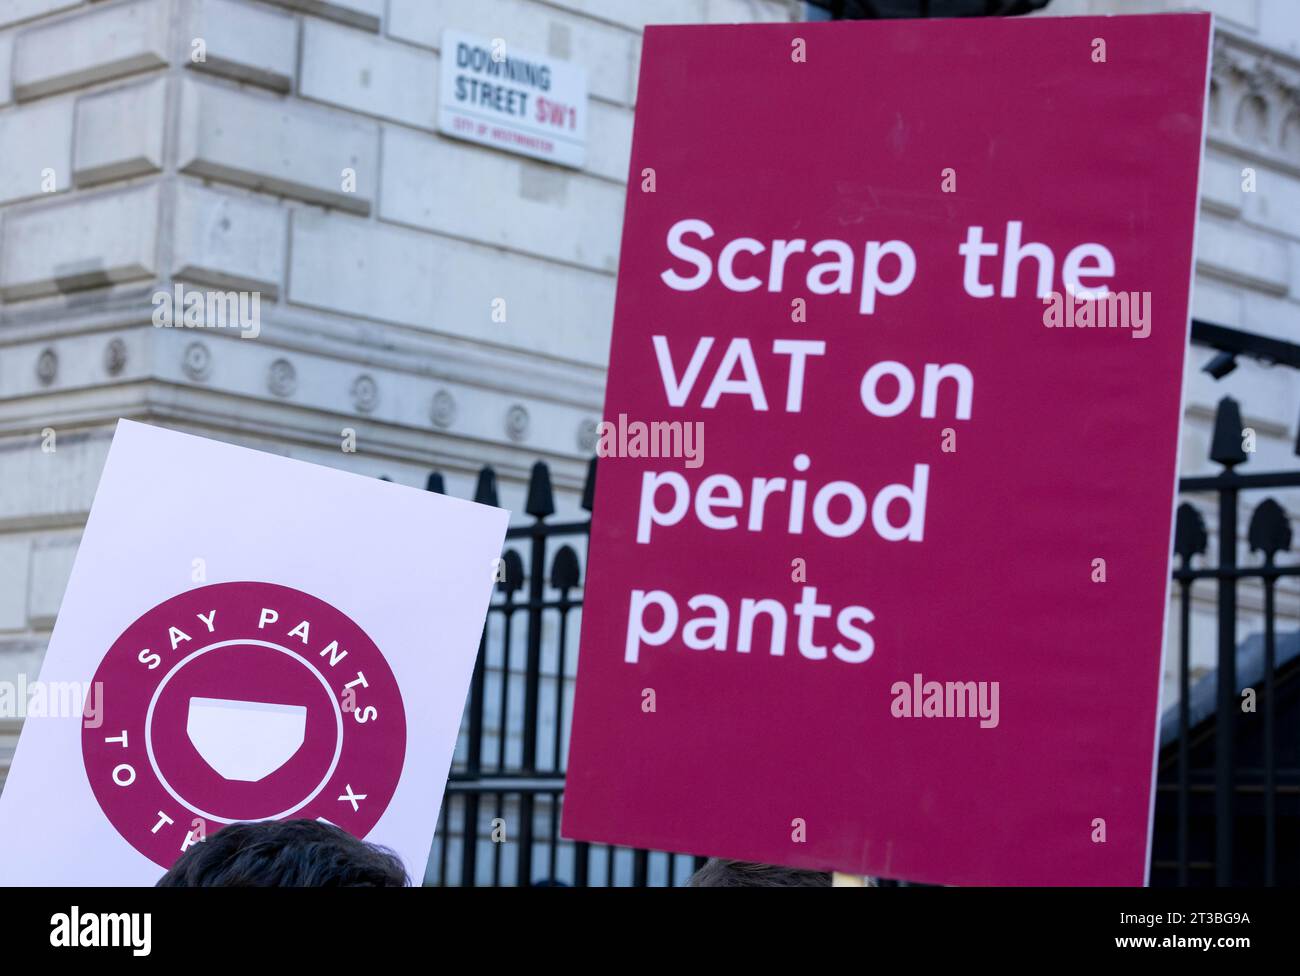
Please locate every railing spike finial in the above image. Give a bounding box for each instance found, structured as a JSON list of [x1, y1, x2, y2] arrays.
[[425, 471, 445, 495], [498, 549, 525, 595], [1174, 502, 1208, 565], [1248, 498, 1292, 563], [581, 456, 597, 513], [550, 544, 581, 591], [1209, 395, 1249, 469], [474, 466, 499, 507], [525, 460, 555, 519]]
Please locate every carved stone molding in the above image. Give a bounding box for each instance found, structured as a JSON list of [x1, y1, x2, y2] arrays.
[[103, 338, 127, 377], [268, 358, 297, 398], [350, 373, 379, 413], [182, 342, 212, 382], [1210, 30, 1300, 160], [577, 417, 599, 453], [35, 348, 57, 386], [505, 404, 530, 442], [430, 389, 457, 428]]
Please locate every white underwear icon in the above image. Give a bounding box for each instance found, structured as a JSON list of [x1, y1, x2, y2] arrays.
[[186, 697, 308, 782]]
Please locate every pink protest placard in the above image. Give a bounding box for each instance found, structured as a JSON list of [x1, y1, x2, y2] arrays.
[[563, 14, 1211, 885]]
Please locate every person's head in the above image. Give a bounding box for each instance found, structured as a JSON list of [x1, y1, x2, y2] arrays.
[[688, 858, 831, 887], [156, 819, 408, 887]]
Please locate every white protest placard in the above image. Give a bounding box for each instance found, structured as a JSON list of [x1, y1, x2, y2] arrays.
[[0, 421, 508, 885], [437, 28, 588, 169]]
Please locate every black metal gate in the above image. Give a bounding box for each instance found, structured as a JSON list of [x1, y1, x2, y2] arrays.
[[428, 322, 1299, 887]]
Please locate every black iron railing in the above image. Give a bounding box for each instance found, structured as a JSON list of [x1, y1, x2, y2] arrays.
[[1154, 395, 1300, 886], [426, 460, 706, 886]]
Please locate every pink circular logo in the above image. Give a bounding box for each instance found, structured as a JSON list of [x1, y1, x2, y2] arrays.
[[82, 582, 407, 869]]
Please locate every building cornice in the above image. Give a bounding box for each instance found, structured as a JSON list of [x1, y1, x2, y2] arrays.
[[1208, 26, 1300, 179]]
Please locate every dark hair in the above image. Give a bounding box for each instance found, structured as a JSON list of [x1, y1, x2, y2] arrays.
[[156, 819, 409, 887], [688, 858, 832, 888]]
